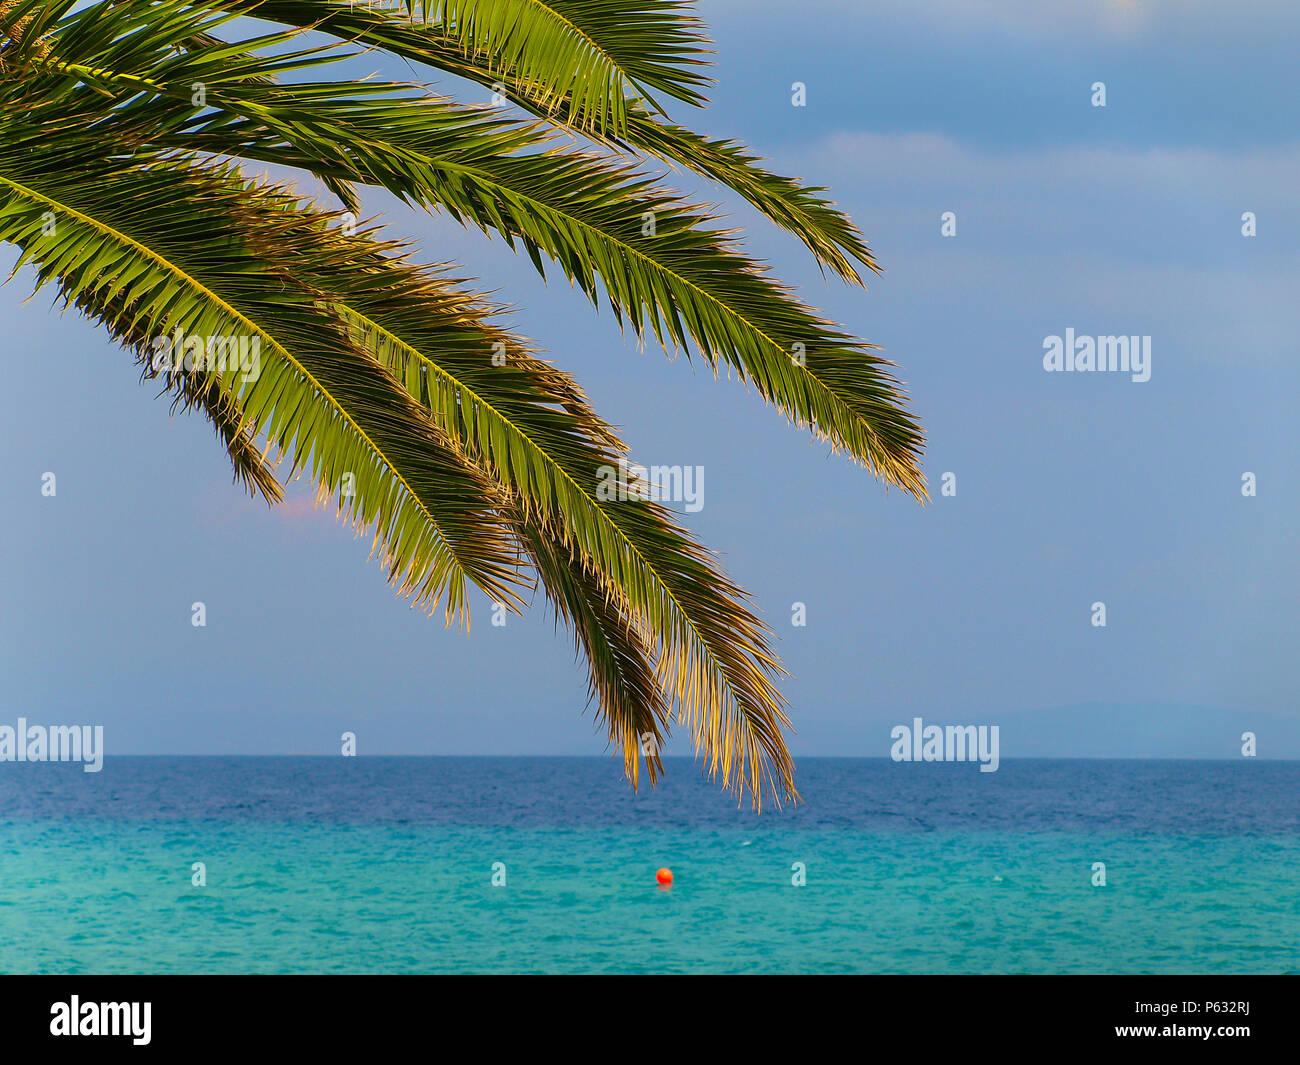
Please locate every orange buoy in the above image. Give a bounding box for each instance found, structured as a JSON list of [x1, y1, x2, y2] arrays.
[[656, 867, 673, 886]]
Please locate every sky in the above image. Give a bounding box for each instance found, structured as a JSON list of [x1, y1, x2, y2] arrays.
[[2, 0, 1298, 761]]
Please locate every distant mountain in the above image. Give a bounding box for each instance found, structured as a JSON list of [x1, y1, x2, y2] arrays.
[[982, 704, 1300, 759]]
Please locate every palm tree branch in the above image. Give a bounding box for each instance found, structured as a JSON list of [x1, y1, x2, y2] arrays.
[[240, 201, 798, 806], [209, 0, 871, 281], [138, 89, 924, 491], [20, 7, 921, 493], [513, 509, 669, 790], [0, 133, 529, 620]]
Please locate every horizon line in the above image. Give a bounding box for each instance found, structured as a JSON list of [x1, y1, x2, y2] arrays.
[[23, 753, 1297, 762]]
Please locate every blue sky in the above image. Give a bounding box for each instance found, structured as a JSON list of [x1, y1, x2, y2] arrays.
[[2, 1, 1298, 761]]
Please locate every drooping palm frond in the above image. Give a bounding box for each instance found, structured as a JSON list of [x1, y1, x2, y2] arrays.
[[0, 114, 531, 624], [217, 99, 923, 490], [16, 0, 919, 490], [67, 271, 288, 505], [214, 0, 875, 281], [58, 193, 672, 788], [2, 0, 927, 806], [223, 190, 799, 805], [32, 60, 922, 490], [1, 81, 796, 800], [514, 512, 670, 790]]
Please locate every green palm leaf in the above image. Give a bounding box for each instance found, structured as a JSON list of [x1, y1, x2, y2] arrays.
[[212, 0, 875, 281], [0, 122, 529, 622], [2, 0, 928, 806], [232, 191, 799, 805]]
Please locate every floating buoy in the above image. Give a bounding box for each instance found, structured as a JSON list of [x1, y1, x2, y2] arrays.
[[656, 867, 673, 886]]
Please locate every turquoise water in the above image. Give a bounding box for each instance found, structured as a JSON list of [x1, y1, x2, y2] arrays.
[[2, 758, 1298, 973]]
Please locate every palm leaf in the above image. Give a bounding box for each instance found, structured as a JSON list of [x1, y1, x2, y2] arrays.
[[2, 0, 931, 805], [0, 116, 529, 622], [229, 189, 799, 806], [212, 0, 875, 282]]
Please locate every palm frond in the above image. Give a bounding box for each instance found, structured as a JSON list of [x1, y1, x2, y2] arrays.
[[196, 94, 924, 491], [0, 117, 529, 622], [515, 511, 669, 790], [211, 0, 875, 282], [230, 190, 799, 807], [18, 1, 922, 493], [1, 0, 931, 806], [232, 0, 714, 133]]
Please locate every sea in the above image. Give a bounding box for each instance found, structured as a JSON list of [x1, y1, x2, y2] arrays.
[[1, 757, 1297, 974]]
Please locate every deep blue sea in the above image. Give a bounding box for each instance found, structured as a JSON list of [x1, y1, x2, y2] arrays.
[[1, 758, 1297, 974]]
